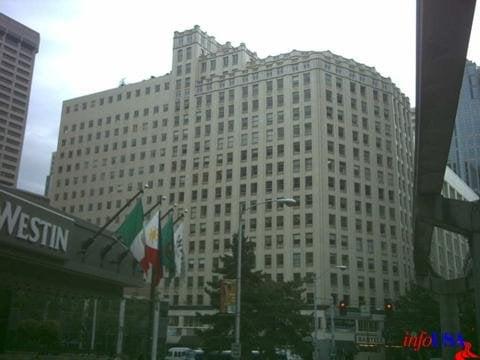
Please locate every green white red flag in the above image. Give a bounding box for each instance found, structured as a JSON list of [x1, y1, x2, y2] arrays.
[[115, 200, 144, 262]]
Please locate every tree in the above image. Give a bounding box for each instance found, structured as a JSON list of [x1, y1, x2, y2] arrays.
[[384, 284, 440, 359], [458, 291, 477, 350], [197, 237, 311, 360], [384, 283, 480, 359]]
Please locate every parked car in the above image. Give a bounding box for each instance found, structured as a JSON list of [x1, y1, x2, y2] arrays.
[[165, 347, 201, 360]]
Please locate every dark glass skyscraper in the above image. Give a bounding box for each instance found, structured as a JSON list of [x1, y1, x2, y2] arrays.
[[448, 60, 480, 194]]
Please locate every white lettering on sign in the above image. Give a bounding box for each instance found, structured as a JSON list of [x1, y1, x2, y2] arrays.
[[0, 200, 68, 252]]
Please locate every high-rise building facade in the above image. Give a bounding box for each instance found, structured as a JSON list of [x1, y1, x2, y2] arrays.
[[448, 60, 480, 194], [48, 26, 414, 338], [0, 13, 39, 186]]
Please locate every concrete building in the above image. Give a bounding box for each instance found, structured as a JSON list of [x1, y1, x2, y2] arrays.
[[48, 26, 414, 344], [429, 166, 478, 279], [448, 60, 480, 194], [311, 166, 479, 360], [0, 13, 39, 187]]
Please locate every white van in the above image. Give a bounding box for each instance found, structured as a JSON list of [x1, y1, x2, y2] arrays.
[[165, 347, 194, 360]]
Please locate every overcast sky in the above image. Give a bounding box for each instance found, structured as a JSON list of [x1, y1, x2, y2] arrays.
[[3, 0, 480, 195]]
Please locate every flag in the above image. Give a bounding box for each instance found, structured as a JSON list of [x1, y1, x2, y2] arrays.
[[160, 212, 175, 275], [173, 223, 185, 276], [139, 211, 161, 284], [115, 200, 144, 262]]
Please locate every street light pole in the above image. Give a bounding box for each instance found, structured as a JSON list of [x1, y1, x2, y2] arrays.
[[232, 197, 297, 360], [313, 274, 320, 360], [233, 203, 244, 358], [330, 295, 336, 360], [312, 265, 347, 360]]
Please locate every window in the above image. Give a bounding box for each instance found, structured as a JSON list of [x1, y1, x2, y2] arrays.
[[293, 253, 301, 268], [277, 254, 284, 268]]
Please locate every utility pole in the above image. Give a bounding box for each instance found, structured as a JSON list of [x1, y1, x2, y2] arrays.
[[116, 297, 126, 357], [330, 295, 336, 360], [90, 298, 98, 351], [232, 198, 297, 360], [233, 203, 244, 360], [151, 295, 160, 360], [313, 274, 319, 360]]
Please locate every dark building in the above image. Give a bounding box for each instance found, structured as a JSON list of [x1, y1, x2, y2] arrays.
[[0, 185, 143, 354]]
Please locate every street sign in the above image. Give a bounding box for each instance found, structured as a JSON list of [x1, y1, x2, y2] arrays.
[[220, 280, 236, 314], [231, 342, 241, 359]]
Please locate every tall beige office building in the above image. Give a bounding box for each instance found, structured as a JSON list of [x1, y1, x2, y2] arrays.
[[49, 26, 414, 338], [0, 13, 39, 186]]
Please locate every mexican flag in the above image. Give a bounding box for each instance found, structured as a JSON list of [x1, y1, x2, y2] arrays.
[[160, 212, 175, 275], [115, 200, 144, 262], [140, 211, 162, 284]]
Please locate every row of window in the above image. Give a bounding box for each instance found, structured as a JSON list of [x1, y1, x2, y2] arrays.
[[0, 65, 31, 84], [196, 64, 311, 89], [187, 212, 397, 236], [325, 74, 391, 102], [198, 53, 239, 72], [0, 34, 37, 53], [164, 285, 400, 308], [61, 104, 309, 141], [57, 115, 405, 165], [194, 55, 395, 98], [1, 53, 31, 74], [164, 289, 400, 308], [176, 46, 193, 62], [55, 157, 400, 207], [64, 82, 170, 114]]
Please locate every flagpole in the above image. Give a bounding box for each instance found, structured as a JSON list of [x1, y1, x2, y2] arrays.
[[150, 207, 163, 360], [144, 196, 167, 219], [116, 296, 126, 357], [81, 185, 148, 256], [173, 212, 186, 226]]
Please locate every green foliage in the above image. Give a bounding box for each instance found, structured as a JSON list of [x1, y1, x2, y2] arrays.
[[197, 237, 311, 360], [16, 318, 60, 351], [384, 284, 480, 358], [384, 285, 440, 358], [385, 285, 440, 340]]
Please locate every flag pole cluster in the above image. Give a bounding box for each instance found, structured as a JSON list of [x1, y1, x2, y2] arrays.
[[115, 200, 185, 285]]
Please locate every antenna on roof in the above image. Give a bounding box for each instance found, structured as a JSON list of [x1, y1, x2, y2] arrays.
[[119, 78, 126, 87]]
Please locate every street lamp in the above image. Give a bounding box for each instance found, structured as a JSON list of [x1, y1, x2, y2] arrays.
[[232, 197, 297, 360], [313, 265, 348, 360]]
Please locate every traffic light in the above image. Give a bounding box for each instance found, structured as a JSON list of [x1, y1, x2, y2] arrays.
[[339, 300, 347, 316], [384, 302, 394, 316]]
